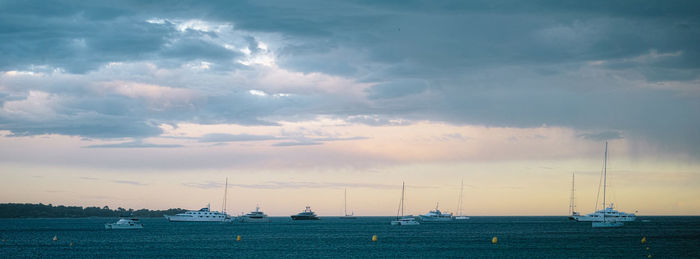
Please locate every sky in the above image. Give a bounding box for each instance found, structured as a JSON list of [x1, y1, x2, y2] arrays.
[[0, 0, 699, 216]]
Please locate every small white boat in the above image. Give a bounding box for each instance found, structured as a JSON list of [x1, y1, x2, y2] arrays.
[[339, 188, 356, 219], [453, 179, 469, 220], [238, 206, 270, 223], [390, 181, 419, 226], [105, 218, 143, 229], [391, 216, 420, 225], [419, 203, 454, 222]]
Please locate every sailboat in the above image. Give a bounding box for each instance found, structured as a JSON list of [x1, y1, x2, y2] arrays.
[[390, 181, 419, 225], [568, 173, 580, 220], [573, 142, 635, 227], [339, 188, 356, 219], [454, 179, 470, 220]]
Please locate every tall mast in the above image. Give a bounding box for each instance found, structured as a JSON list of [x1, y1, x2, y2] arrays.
[[458, 179, 464, 216], [602, 141, 608, 221], [569, 172, 575, 215], [401, 181, 405, 217], [222, 177, 228, 215], [344, 188, 347, 216]]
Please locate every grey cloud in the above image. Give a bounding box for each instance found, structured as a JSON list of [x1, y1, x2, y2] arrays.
[[578, 131, 624, 141], [83, 140, 183, 148], [199, 133, 278, 143], [272, 141, 322, 147], [0, 0, 699, 156]]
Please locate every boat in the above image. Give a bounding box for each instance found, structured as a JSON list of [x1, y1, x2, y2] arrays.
[[571, 142, 636, 227], [291, 206, 320, 220], [238, 205, 270, 223], [419, 202, 454, 222], [339, 188, 356, 219], [105, 217, 143, 229], [454, 179, 470, 220], [391, 181, 419, 226], [164, 204, 229, 222], [568, 172, 580, 221], [165, 178, 231, 222]]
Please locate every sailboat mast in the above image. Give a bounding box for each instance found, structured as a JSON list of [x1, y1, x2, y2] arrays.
[[569, 172, 575, 215], [222, 177, 228, 214], [603, 141, 608, 220], [401, 182, 405, 217], [458, 179, 464, 216], [344, 188, 347, 216]]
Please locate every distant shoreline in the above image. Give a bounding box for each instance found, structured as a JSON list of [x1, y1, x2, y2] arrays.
[[0, 203, 187, 218]]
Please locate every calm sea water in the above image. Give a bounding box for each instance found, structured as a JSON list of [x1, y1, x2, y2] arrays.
[[0, 216, 698, 258]]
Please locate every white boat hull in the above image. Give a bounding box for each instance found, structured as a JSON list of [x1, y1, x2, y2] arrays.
[[238, 216, 270, 223], [164, 215, 227, 222], [391, 220, 420, 225], [105, 223, 143, 229], [391, 217, 420, 225], [454, 216, 470, 220], [419, 216, 454, 222], [571, 213, 636, 222]]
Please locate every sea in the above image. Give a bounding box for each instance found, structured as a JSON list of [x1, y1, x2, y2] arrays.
[[0, 216, 699, 258]]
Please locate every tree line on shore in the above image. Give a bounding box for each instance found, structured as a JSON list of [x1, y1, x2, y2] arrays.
[[0, 203, 187, 218]]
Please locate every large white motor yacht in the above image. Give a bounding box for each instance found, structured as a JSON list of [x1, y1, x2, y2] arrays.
[[105, 217, 143, 229], [419, 203, 454, 222], [571, 204, 636, 222], [164, 204, 228, 222], [238, 206, 270, 223]]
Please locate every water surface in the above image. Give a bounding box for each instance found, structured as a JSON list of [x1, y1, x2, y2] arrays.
[[0, 216, 698, 258]]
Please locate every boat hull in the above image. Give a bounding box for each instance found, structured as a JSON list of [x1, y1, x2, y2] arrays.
[[105, 224, 143, 229], [164, 215, 227, 222], [238, 216, 270, 223], [453, 216, 470, 220], [419, 216, 454, 222], [571, 214, 636, 222], [391, 219, 420, 225], [291, 215, 319, 220]]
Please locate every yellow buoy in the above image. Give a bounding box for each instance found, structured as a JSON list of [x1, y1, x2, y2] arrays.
[[648, 255, 652, 258], [69, 242, 73, 247], [491, 237, 498, 244], [236, 235, 241, 241], [372, 235, 377, 242], [646, 247, 649, 250], [52, 236, 58, 242], [641, 237, 647, 244]]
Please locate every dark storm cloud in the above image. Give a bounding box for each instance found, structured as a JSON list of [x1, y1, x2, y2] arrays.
[[0, 0, 699, 155]]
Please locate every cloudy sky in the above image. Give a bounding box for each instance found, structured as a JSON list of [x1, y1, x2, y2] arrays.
[[1, 0, 699, 216]]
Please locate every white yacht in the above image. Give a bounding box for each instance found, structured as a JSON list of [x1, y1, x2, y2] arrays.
[[419, 203, 454, 222], [238, 206, 270, 223], [391, 181, 419, 226], [570, 142, 636, 227], [164, 204, 229, 222], [453, 179, 470, 220], [105, 217, 143, 229], [572, 204, 637, 222]]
